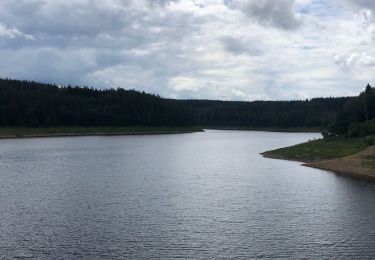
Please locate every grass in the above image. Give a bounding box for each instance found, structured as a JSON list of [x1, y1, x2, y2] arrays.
[[362, 154, 375, 168], [262, 134, 375, 162], [206, 126, 324, 133], [0, 126, 203, 138], [0, 126, 325, 138]]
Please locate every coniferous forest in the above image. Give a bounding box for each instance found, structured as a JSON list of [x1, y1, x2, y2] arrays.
[[0, 78, 372, 132], [329, 84, 375, 137]]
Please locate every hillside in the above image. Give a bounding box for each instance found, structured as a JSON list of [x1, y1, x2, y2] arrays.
[[0, 78, 350, 129], [262, 84, 375, 180]]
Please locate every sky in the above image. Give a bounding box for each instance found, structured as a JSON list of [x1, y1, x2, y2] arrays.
[[0, 0, 374, 100]]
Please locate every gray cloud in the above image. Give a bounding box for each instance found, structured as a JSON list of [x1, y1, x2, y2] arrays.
[[144, 0, 180, 7], [0, 1, 129, 36], [345, 0, 375, 11], [0, 0, 373, 100], [221, 36, 262, 56], [0, 0, 199, 88], [232, 0, 301, 30]]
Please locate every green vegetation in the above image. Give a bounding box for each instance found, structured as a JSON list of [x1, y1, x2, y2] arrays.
[[0, 78, 349, 129], [206, 126, 324, 133], [328, 84, 375, 137], [362, 155, 375, 169], [263, 135, 375, 162], [264, 84, 375, 163], [182, 98, 348, 129], [0, 126, 203, 138]]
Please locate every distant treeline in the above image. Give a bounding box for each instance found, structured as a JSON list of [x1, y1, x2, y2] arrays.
[[329, 84, 375, 137], [0, 78, 352, 129]]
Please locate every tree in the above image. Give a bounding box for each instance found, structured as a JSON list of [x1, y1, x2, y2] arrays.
[[365, 83, 372, 94]]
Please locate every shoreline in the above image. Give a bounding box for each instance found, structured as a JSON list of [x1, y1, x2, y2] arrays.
[[262, 144, 375, 181], [0, 127, 204, 139], [261, 152, 312, 163], [304, 164, 375, 181], [206, 127, 323, 133], [303, 145, 375, 180], [0, 126, 322, 140]]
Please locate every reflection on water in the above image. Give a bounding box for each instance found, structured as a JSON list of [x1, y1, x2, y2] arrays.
[[0, 130, 374, 259]]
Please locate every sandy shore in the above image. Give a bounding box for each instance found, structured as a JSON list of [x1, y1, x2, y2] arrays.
[[304, 145, 375, 180], [262, 145, 375, 180]]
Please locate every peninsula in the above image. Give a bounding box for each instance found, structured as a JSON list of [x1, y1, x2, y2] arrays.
[[263, 84, 375, 180]]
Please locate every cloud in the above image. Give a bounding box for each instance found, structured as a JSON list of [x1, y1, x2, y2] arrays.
[[345, 0, 375, 12], [0, 0, 373, 100], [0, 22, 34, 40], [220, 36, 262, 56], [334, 52, 375, 68], [231, 0, 301, 30]]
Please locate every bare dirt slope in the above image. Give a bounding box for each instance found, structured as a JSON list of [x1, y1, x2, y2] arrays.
[[305, 145, 375, 179]]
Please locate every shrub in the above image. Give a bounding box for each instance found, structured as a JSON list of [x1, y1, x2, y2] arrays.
[[364, 137, 375, 146], [346, 120, 375, 138]]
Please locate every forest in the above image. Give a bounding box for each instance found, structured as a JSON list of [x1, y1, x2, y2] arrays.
[[329, 84, 375, 137], [0, 78, 361, 130]]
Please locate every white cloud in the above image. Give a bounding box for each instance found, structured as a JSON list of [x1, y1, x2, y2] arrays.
[[169, 76, 204, 92], [0, 23, 34, 40], [0, 0, 373, 100]]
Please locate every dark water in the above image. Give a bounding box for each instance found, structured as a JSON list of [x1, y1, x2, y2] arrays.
[[0, 130, 375, 259]]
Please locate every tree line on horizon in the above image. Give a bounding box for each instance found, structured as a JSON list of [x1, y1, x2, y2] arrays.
[[0, 78, 357, 130]]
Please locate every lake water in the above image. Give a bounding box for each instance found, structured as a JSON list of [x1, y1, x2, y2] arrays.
[[0, 130, 375, 259]]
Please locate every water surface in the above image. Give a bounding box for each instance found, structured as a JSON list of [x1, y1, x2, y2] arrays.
[[1, 130, 375, 259]]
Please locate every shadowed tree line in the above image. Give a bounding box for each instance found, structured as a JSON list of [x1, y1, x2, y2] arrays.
[[329, 84, 375, 137], [0, 78, 352, 128], [0, 79, 194, 127], [178, 98, 348, 128]]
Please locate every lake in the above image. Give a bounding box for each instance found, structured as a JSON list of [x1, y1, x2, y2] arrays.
[[0, 130, 375, 259]]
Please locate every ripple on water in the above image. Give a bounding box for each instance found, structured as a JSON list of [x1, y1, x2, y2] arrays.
[[0, 131, 375, 259]]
